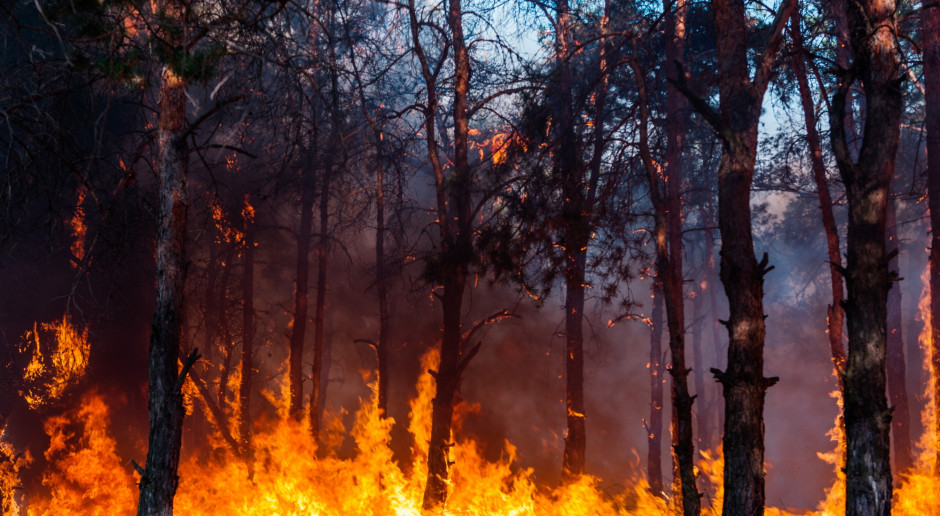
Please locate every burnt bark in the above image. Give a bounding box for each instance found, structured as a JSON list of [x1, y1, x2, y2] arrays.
[[788, 10, 847, 389], [137, 2, 192, 513], [680, 1, 795, 514], [829, 1, 901, 513], [289, 169, 314, 421], [923, 0, 940, 475], [885, 193, 912, 473], [648, 284, 665, 495]]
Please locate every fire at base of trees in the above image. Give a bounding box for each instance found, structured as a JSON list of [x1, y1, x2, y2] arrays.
[[0, 0, 938, 515]]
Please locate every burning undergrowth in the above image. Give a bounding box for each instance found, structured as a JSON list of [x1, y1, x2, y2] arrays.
[[3, 336, 937, 514], [9, 349, 673, 515]]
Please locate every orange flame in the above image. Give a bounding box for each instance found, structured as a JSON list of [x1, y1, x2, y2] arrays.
[[19, 317, 90, 410], [68, 187, 87, 268]]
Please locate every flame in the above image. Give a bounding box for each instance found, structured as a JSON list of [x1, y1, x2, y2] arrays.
[[26, 393, 135, 515], [0, 423, 29, 515], [19, 317, 90, 409], [814, 391, 845, 515], [210, 200, 245, 245], [15, 299, 939, 515], [68, 186, 87, 268], [892, 267, 940, 514], [19, 348, 673, 514]]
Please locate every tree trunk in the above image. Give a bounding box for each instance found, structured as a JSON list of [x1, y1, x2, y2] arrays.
[[829, 1, 901, 513], [691, 285, 709, 450], [239, 199, 255, 456], [701, 2, 794, 514], [349, 41, 391, 415], [662, 4, 698, 512], [421, 0, 474, 506], [704, 202, 723, 444], [923, 0, 940, 475], [289, 170, 314, 421], [561, 251, 587, 480], [788, 10, 847, 389], [648, 284, 665, 495], [886, 193, 912, 473], [309, 170, 330, 442], [635, 4, 699, 507], [551, 0, 589, 482], [375, 157, 390, 415], [137, 2, 191, 513]]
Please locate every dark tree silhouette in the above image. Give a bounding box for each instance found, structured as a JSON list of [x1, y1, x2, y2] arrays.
[[829, 0, 902, 513]]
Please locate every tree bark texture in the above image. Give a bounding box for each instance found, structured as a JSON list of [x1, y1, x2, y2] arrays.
[[885, 194, 912, 473], [648, 285, 665, 495], [705, 1, 794, 514], [137, 2, 190, 513], [829, 1, 901, 513], [923, 0, 940, 475], [289, 170, 314, 421], [789, 9, 847, 390]]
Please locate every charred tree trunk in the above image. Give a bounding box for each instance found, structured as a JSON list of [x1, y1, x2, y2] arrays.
[[636, 4, 699, 508], [648, 284, 665, 495], [680, 2, 794, 514], [239, 200, 255, 456], [137, 2, 194, 513], [829, 1, 901, 513], [309, 170, 330, 442], [553, 0, 589, 481], [289, 170, 315, 422], [662, 4, 698, 512], [420, 0, 474, 506], [561, 247, 587, 480], [886, 194, 912, 473], [923, 0, 940, 475], [788, 10, 847, 388]]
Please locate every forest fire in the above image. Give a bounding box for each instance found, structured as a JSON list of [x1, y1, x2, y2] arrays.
[[3, 324, 939, 514], [3, 0, 940, 515], [2, 340, 938, 514]]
